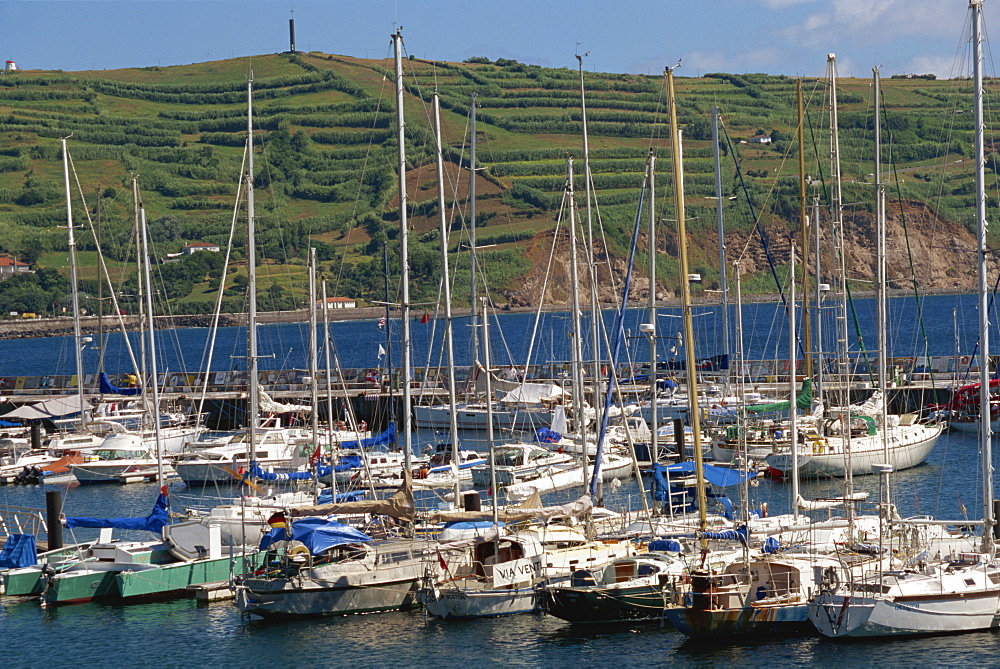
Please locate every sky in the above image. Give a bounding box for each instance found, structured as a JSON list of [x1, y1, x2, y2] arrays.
[[0, 1, 997, 80]]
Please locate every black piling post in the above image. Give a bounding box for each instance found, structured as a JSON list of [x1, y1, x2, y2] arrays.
[[45, 490, 63, 551]]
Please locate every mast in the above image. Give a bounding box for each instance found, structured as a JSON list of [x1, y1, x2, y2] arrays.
[[813, 196, 824, 402], [789, 241, 799, 521], [246, 78, 260, 462], [392, 30, 413, 471], [482, 297, 499, 528], [60, 138, 87, 431], [433, 92, 462, 501], [666, 65, 707, 535], [308, 247, 320, 488], [578, 53, 603, 440], [711, 108, 730, 391], [828, 54, 853, 517], [797, 80, 813, 379], [138, 202, 165, 483], [646, 151, 659, 473], [567, 158, 587, 474], [972, 0, 994, 552], [321, 280, 337, 496], [469, 92, 479, 365], [874, 67, 890, 470]]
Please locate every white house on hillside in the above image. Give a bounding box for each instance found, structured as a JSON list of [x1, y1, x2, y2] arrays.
[[183, 241, 221, 254], [317, 297, 357, 309]]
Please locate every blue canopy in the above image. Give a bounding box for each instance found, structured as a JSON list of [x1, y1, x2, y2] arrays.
[[98, 372, 142, 396], [259, 517, 372, 555], [338, 422, 396, 450], [0, 533, 37, 568], [247, 454, 364, 482], [65, 487, 169, 534], [657, 461, 759, 488]]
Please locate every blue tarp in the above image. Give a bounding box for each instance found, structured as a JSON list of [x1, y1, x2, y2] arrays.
[[259, 517, 372, 555], [648, 539, 683, 553], [0, 533, 37, 568], [701, 525, 749, 545], [763, 537, 781, 554], [656, 461, 759, 488], [247, 454, 364, 482], [65, 487, 170, 534], [98, 372, 142, 396], [0, 420, 20, 427], [535, 428, 562, 444], [317, 489, 366, 505], [338, 423, 396, 450]]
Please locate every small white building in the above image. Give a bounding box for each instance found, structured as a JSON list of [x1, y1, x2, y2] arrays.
[[317, 297, 357, 310], [0, 256, 30, 280], [750, 135, 772, 144], [182, 241, 221, 255]]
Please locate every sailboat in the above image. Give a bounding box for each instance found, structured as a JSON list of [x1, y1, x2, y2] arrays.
[[765, 52, 943, 479], [808, 3, 1000, 637]]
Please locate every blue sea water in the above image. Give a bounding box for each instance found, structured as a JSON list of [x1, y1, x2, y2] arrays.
[[2, 293, 1000, 665]]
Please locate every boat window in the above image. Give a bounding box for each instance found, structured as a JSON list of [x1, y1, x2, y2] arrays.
[[529, 449, 551, 461], [493, 447, 523, 467]]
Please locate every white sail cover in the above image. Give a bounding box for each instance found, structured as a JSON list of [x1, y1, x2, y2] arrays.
[[257, 387, 311, 414], [499, 382, 564, 404]]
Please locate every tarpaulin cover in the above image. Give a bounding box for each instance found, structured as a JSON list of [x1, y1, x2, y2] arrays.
[[535, 427, 562, 443], [259, 517, 372, 555], [700, 525, 749, 545], [744, 378, 812, 414], [65, 487, 169, 533], [316, 489, 366, 505], [647, 539, 683, 553], [338, 422, 396, 450], [287, 473, 415, 522], [656, 461, 759, 488], [247, 454, 363, 481], [762, 537, 781, 554], [0, 533, 37, 568], [2, 396, 86, 421], [98, 372, 142, 396]]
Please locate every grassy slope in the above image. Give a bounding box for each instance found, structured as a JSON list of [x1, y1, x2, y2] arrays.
[[0, 55, 987, 311]]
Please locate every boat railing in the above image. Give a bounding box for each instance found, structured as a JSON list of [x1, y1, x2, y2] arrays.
[[0, 504, 47, 540]]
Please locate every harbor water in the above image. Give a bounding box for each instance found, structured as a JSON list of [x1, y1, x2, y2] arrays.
[[2, 293, 1000, 664]]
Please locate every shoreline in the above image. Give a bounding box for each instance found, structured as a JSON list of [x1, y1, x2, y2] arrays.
[[0, 288, 970, 341]]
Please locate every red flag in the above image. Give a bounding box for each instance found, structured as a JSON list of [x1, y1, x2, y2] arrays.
[[437, 549, 448, 571], [420, 312, 429, 324], [310, 443, 321, 465]]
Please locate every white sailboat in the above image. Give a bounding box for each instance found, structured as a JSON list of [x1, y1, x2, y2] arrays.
[[809, 8, 1000, 636]]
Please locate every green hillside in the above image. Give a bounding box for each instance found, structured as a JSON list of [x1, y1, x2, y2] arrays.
[[0, 52, 987, 316]]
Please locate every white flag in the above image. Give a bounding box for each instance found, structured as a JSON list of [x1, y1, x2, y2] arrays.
[[378, 344, 386, 359]]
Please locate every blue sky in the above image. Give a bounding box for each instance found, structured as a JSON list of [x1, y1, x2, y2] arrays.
[[1, 1, 995, 79]]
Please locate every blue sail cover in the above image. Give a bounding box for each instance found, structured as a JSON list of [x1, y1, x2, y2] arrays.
[[700, 525, 749, 545], [65, 487, 170, 533], [0, 533, 37, 568], [338, 422, 396, 450], [98, 372, 142, 396], [259, 517, 372, 555], [317, 489, 366, 505], [658, 461, 759, 488], [248, 454, 364, 482]]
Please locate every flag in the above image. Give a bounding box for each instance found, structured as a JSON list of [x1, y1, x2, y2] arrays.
[[377, 317, 386, 329], [378, 344, 386, 359], [267, 512, 287, 528], [420, 312, 429, 324], [437, 549, 448, 571], [310, 443, 321, 465]]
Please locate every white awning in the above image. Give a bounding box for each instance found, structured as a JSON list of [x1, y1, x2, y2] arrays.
[[2, 396, 88, 421]]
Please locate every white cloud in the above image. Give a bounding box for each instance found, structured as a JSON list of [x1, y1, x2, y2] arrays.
[[781, 0, 962, 45]]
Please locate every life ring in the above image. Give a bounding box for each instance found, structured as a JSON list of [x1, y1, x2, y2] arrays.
[[811, 440, 824, 455], [359, 420, 368, 431], [334, 420, 346, 430], [961, 356, 970, 365], [287, 544, 312, 566]]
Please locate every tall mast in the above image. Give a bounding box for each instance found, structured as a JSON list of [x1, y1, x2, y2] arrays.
[[482, 297, 499, 528], [308, 247, 319, 483], [578, 53, 603, 436], [874, 67, 889, 470], [433, 92, 462, 501], [392, 30, 413, 471], [61, 138, 87, 431], [138, 202, 165, 483], [321, 280, 337, 496], [566, 158, 587, 462], [797, 80, 813, 379], [789, 241, 799, 521], [666, 66, 707, 534], [469, 92, 479, 364], [972, 0, 994, 552], [711, 108, 730, 391], [646, 151, 659, 472], [246, 78, 260, 461], [813, 195, 824, 402]]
